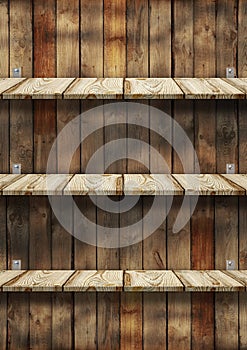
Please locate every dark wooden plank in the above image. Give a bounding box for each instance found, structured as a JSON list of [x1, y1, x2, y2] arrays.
[[33, 0, 55, 78], [104, 0, 126, 77], [0, 101, 9, 173], [215, 196, 238, 349], [239, 101, 247, 173], [173, 0, 193, 77], [238, 0, 247, 77], [0, 0, 8, 77], [10, 100, 33, 173], [127, 0, 148, 77], [216, 0, 237, 77], [10, 0, 32, 77], [194, 0, 215, 77], [0, 197, 7, 349], [81, 0, 103, 77], [149, 0, 171, 77]]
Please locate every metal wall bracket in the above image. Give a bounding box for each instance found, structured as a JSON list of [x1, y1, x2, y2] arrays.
[[226, 260, 235, 270], [12, 260, 21, 270], [226, 67, 235, 78], [12, 164, 21, 174], [12, 67, 22, 78], [226, 163, 235, 174]]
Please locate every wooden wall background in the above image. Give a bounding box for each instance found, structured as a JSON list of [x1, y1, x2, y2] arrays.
[[0, 0, 247, 349]]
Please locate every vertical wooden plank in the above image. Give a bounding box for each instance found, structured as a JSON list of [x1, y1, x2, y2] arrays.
[[173, 0, 193, 77], [0, 101, 9, 173], [238, 0, 247, 77], [0, 197, 7, 350], [81, 0, 103, 77], [0, 0, 9, 77], [215, 197, 238, 350], [216, 0, 237, 77], [194, 0, 216, 77], [57, 0, 79, 77], [239, 101, 247, 173], [127, 0, 148, 77], [34, 0, 56, 77], [7, 197, 29, 350], [10, 0, 32, 77], [10, 101, 33, 173], [30, 197, 52, 350], [149, 0, 171, 77], [104, 0, 126, 77], [167, 196, 191, 350], [74, 196, 97, 350]]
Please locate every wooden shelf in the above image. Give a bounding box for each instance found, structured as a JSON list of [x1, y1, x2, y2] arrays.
[[1, 174, 246, 196], [1, 270, 247, 292], [0, 78, 247, 99]]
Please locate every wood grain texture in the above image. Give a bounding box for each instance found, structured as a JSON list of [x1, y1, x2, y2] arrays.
[[3, 174, 72, 195], [0, 0, 8, 78], [33, 0, 56, 78], [125, 78, 184, 99], [238, 0, 247, 77], [225, 270, 247, 288], [150, 0, 171, 77], [221, 174, 247, 194], [57, 0, 79, 77], [10, 100, 33, 173], [64, 270, 123, 291], [173, 0, 193, 77], [124, 174, 183, 195], [173, 174, 245, 195], [64, 78, 123, 99], [104, 0, 126, 77], [10, 0, 32, 77], [223, 78, 247, 95], [64, 174, 122, 195], [0, 78, 26, 95], [3, 270, 75, 292], [3, 78, 75, 99], [174, 270, 244, 291], [0, 101, 9, 172], [81, 0, 103, 77], [175, 78, 244, 99], [239, 100, 247, 172], [127, 0, 148, 77], [0, 270, 25, 289], [124, 270, 184, 292], [0, 174, 23, 193]]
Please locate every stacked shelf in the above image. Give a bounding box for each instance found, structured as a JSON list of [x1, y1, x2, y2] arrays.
[[0, 173, 246, 196], [0, 77, 247, 99], [1, 270, 247, 292]]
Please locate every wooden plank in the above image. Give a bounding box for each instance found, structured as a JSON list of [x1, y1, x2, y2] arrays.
[[124, 174, 183, 195], [223, 78, 247, 95], [124, 270, 183, 292], [64, 174, 122, 195], [57, 0, 79, 77], [239, 101, 247, 173], [64, 78, 123, 99], [127, 0, 148, 77], [81, 0, 103, 77], [173, 0, 193, 77], [149, 0, 171, 77], [0, 270, 25, 289], [0, 196, 7, 348], [0, 101, 9, 172], [3, 174, 72, 195], [221, 174, 247, 193], [175, 78, 244, 99], [194, 0, 216, 77], [238, 0, 247, 77], [64, 270, 123, 292], [34, 0, 56, 77], [104, 0, 126, 77], [0, 0, 8, 78], [216, 0, 237, 77], [124, 78, 184, 99], [10, 100, 33, 173], [173, 174, 245, 195], [0, 174, 23, 193], [3, 270, 74, 292], [174, 270, 244, 292], [3, 78, 75, 99], [10, 0, 32, 77], [0, 78, 26, 95], [224, 270, 247, 288]]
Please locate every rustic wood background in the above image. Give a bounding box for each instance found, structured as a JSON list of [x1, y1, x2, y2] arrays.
[[0, 0, 247, 349]]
